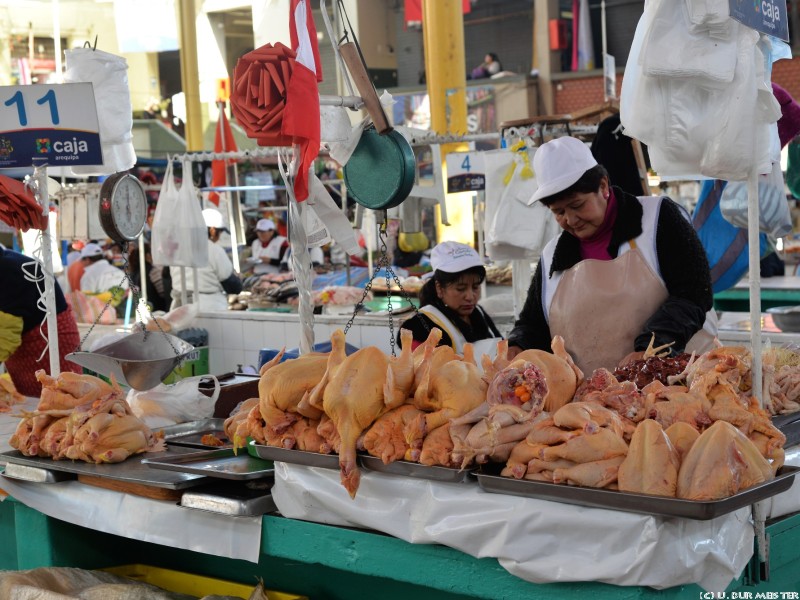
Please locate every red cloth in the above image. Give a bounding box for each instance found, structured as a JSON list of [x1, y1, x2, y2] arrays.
[[209, 108, 239, 206], [281, 0, 323, 202], [67, 260, 85, 292], [0, 175, 48, 232], [5, 307, 82, 397], [579, 189, 617, 261]]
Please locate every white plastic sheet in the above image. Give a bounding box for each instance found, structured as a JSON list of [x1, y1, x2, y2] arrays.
[[0, 477, 262, 563], [63, 48, 136, 176], [272, 463, 755, 592]]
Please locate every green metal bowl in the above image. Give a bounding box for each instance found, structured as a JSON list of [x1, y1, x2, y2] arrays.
[[343, 129, 416, 210]]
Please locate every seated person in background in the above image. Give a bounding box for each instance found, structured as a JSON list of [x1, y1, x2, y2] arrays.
[[79, 243, 129, 294], [1, 247, 81, 396], [280, 246, 325, 272], [470, 53, 502, 79], [398, 241, 501, 353], [170, 208, 242, 311], [251, 218, 289, 275]]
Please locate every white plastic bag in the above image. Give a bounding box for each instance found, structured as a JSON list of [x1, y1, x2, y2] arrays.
[[127, 375, 219, 429], [719, 163, 793, 238], [63, 48, 136, 175], [483, 147, 559, 260], [151, 160, 209, 268]]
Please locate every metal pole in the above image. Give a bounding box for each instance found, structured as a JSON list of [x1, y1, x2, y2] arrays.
[[34, 166, 60, 376], [177, 0, 203, 150], [217, 102, 241, 273], [748, 169, 762, 405], [51, 0, 62, 82], [138, 235, 147, 306]]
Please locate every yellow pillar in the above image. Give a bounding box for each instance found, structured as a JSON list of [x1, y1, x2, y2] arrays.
[[422, 0, 474, 246], [178, 0, 203, 151]]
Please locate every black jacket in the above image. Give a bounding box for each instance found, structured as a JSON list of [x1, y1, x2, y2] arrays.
[[507, 188, 713, 354], [399, 302, 501, 349]]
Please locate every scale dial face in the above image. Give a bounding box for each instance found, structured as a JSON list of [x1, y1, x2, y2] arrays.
[[99, 173, 147, 242]]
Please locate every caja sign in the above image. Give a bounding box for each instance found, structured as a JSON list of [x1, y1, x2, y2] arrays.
[[0, 83, 102, 168], [729, 0, 789, 42]]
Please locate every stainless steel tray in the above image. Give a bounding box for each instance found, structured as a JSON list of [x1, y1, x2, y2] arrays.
[[359, 454, 473, 483], [2, 462, 76, 483], [0, 447, 208, 490], [180, 481, 276, 516], [142, 448, 274, 481], [249, 441, 339, 470], [474, 464, 800, 520], [773, 412, 800, 447], [158, 419, 230, 449]]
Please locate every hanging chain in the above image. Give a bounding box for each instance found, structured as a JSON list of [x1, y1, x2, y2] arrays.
[[342, 213, 430, 356], [74, 250, 181, 358]]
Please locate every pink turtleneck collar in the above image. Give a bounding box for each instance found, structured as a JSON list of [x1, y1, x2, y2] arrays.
[[579, 188, 617, 260]]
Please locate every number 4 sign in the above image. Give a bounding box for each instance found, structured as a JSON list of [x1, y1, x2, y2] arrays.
[[446, 151, 485, 193], [0, 83, 102, 168]]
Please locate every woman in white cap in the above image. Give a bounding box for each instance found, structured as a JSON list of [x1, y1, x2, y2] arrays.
[[507, 137, 715, 374], [250, 218, 289, 275], [399, 241, 501, 353]]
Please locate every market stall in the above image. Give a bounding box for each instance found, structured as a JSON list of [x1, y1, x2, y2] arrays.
[[5, 3, 800, 600]]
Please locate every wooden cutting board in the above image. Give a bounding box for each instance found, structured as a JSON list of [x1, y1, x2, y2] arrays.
[[78, 474, 184, 502]]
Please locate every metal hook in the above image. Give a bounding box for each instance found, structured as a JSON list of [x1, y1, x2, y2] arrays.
[[83, 35, 98, 50]]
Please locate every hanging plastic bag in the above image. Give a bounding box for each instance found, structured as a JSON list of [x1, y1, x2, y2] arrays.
[[483, 146, 559, 260], [127, 375, 220, 429], [719, 163, 793, 238], [63, 48, 136, 175], [150, 160, 209, 268]]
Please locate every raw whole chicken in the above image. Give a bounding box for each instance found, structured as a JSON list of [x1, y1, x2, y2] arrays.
[[307, 329, 411, 497], [510, 336, 584, 412], [10, 370, 163, 463], [258, 349, 329, 436], [405, 342, 488, 451], [665, 421, 699, 462], [363, 404, 423, 464], [676, 420, 773, 500], [553, 456, 625, 488], [617, 419, 680, 497], [223, 398, 259, 444], [418, 423, 456, 467], [540, 427, 628, 463]]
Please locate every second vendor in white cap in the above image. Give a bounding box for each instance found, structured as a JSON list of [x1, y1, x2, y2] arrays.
[[507, 137, 716, 374], [250, 218, 289, 275], [398, 241, 501, 354]]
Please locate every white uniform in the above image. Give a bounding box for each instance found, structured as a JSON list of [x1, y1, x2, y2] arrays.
[[80, 259, 129, 293], [251, 235, 288, 275], [170, 240, 235, 311]]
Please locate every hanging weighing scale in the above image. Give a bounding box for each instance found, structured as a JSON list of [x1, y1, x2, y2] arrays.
[[66, 171, 194, 390]]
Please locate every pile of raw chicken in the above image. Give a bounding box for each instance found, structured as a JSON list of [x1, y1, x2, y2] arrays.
[[9, 370, 164, 462], [226, 328, 788, 500]]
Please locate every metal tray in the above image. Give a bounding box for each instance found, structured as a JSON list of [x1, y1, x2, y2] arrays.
[[773, 412, 800, 448], [142, 448, 274, 481], [359, 454, 473, 483], [158, 419, 230, 449], [474, 464, 800, 520], [0, 446, 208, 490], [2, 462, 76, 483], [180, 481, 276, 516], [249, 441, 339, 470]]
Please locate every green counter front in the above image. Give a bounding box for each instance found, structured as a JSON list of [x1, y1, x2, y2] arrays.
[[1, 495, 800, 600]]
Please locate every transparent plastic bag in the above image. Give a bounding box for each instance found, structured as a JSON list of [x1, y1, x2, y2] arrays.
[[719, 163, 793, 238], [151, 161, 209, 268], [127, 375, 219, 429]]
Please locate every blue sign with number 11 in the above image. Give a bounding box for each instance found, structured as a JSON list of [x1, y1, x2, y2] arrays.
[[0, 83, 102, 168]]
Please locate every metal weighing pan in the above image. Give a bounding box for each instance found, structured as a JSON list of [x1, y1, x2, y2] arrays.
[[359, 454, 474, 483], [474, 464, 800, 521], [249, 441, 340, 470], [0, 446, 208, 490], [180, 481, 277, 516], [2, 462, 76, 483], [142, 448, 274, 481], [773, 412, 800, 448], [158, 419, 229, 449]]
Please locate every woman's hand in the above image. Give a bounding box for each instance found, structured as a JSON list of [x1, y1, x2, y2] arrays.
[[507, 345, 524, 359]]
